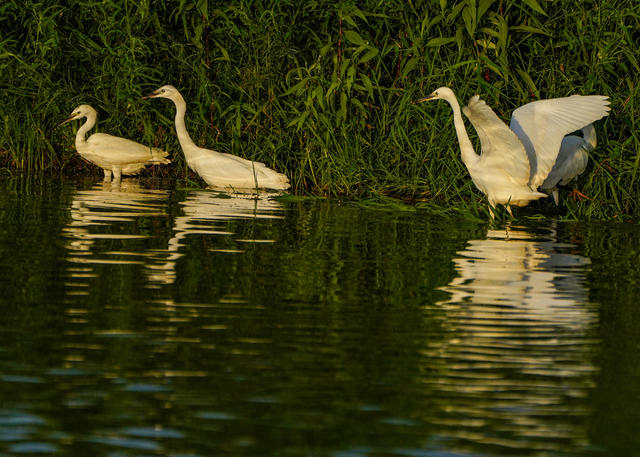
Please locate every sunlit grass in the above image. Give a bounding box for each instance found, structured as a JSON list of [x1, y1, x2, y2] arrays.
[[0, 0, 638, 219]]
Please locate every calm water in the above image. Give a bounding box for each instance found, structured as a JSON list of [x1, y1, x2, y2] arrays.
[[0, 176, 639, 457]]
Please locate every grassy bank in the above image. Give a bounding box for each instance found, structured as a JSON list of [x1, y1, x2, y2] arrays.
[[0, 0, 638, 219]]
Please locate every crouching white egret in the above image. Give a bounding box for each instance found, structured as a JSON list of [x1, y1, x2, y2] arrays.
[[143, 85, 290, 191], [60, 105, 170, 181], [415, 87, 609, 218], [541, 124, 596, 205]]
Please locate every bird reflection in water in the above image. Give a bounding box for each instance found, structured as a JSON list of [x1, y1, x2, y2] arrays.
[[441, 225, 592, 327], [63, 180, 283, 290], [426, 225, 598, 454], [63, 179, 169, 266], [145, 190, 283, 286]]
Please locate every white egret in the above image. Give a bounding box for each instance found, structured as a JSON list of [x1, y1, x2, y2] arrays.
[[143, 85, 290, 191], [541, 124, 596, 205], [416, 87, 609, 217], [60, 105, 170, 181]]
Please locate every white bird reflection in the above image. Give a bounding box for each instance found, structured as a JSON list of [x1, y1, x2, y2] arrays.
[[63, 180, 284, 290], [63, 180, 169, 266], [427, 225, 598, 453], [440, 225, 592, 328], [145, 190, 283, 286]]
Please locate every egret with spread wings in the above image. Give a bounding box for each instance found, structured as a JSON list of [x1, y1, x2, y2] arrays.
[[60, 105, 170, 182], [416, 87, 609, 217]]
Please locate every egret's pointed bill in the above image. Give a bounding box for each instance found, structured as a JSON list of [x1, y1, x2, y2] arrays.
[[412, 94, 436, 104], [58, 113, 78, 127], [142, 90, 159, 99]]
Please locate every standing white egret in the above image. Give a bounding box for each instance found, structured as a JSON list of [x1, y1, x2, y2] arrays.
[[415, 87, 609, 217], [541, 124, 596, 205], [60, 105, 170, 181], [143, 85, 290, 191]]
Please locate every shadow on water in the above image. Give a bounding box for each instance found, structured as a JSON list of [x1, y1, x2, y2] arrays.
[[0, 175, 638, 456]]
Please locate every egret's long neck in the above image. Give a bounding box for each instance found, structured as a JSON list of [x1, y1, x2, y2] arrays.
[[75, 112, 96, 149], [581, 124, 597, 151], [445, 95, 479, 168], [171, 93, 199, 159]]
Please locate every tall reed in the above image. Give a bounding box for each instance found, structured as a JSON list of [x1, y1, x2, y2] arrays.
[[0, 0, 638, 219]]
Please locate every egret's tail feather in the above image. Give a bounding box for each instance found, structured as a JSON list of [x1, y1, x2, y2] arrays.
[[274, 172, 291, 190], [258, 167, 290, 190], [149, 147, 171, 164]]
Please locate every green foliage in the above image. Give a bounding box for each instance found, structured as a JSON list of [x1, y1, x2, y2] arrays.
[[0, 0, 638, 219]]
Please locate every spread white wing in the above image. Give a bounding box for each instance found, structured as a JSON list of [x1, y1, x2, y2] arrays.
[[463, 95, 530, 186], [509, 96, 609, 189]]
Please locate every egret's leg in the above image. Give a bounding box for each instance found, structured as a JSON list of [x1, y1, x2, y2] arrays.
[[552, 189, 560, 206], [112, 166, 122, 182], [506, 205, 514, 218], [103, 169, 112, 181], [487, 199, 497, 220], [570, 188, 590, 201]]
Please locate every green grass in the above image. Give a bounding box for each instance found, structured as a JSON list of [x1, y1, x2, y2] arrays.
[[0, 0, 638, 219]]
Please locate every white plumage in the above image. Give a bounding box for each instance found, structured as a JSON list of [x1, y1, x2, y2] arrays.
[[541, 124, 596, 205], [60, 104, 170, 181], [416, 87, 609, 217], [144, 85, 290, 191]]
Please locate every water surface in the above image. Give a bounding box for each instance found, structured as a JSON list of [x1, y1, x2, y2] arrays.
[[0, 176, 638, 457]]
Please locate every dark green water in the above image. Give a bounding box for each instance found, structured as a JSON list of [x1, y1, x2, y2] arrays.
[[0, 176, 639, 457]]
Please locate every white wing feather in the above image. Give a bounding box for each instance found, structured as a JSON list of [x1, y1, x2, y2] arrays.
[[86, 133, 169, 165], [463, 95, 530, 186], [192, 151, 290, 190], [509, 95, 609, 188]]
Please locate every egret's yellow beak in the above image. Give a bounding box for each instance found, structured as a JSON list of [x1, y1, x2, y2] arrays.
[[58, 114, 78, 127], [412, 94, 436, 104], [142, 90, 159, 99]]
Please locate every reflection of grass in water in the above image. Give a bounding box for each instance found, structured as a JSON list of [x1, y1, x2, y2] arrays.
[[272, 194, 326, 203], [1, 1, 638, 219]]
